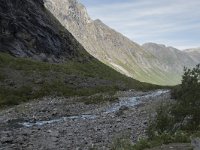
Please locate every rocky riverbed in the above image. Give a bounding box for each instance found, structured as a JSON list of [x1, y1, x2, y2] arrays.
[[0, 90, 170, 150]]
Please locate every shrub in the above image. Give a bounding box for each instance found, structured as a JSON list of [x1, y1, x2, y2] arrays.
[[0, 72, 5, 81], [132, 139, 150, 150], [147, 103, 174, 138], [173, 64, 200, 130], [111, 65, 200, 150], [111, 138, 134, 150]]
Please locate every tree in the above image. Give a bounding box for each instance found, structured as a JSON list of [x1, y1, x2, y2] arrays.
[[174, 64, 200, 129]]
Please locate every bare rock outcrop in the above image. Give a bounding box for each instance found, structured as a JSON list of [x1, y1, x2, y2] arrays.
[[0, 0, 91, 62]]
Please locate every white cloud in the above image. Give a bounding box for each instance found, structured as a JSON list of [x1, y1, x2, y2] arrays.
[[83, 0, 200, 49]]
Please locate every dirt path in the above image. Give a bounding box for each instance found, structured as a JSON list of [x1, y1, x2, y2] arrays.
[[0, 90, 170, 150]]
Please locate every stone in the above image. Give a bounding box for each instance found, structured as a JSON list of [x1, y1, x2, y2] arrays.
[[49, 131, 59, 138], [191, 138, 200, 150], [0, 136, 13, 144], [0, 90, 169, 149], [119, 106, 129, 111], [34, 79, 44, 84]]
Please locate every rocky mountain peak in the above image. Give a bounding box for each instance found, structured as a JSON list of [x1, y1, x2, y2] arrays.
[[94, 19, 103, 24], [143, 43, 167, 49], [143, 43, 181, 53], [44, 0, 92, 25]]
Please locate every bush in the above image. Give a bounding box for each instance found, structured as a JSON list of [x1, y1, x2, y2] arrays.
[[144, 64, 200, 148], [132, 139, 150, 150], [111, 64, 200, 150], [111, 138, 134, 150], [0, 72, 5, 81], [173, 64, 200, 130], [147, 103, 174, 138], [111, 132, 134, 150]]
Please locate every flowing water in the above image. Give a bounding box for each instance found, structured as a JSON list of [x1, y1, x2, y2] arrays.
[[20, 90, 169, 127]]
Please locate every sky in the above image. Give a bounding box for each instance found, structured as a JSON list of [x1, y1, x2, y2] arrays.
[[80, 0, 200, 50]]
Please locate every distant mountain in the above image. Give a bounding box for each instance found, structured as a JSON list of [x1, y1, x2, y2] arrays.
[[0, 0, 158, 106], [142, 43, 198, 73], [142, 43, 199, 82], [184, 48, 200, 62], [44, 0, 200, 85]]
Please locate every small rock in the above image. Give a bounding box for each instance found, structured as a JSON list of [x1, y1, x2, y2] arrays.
[[119, 105, 129, 111], [52, 111, 58, 116], [5, 79, 15, 86], [50, 131, 59, 138], [0, 136, 13, 144], [192, 138, 200, 150], [143, 120, 148, 125], [116, 119, 121, 122], [34, 79, 44, 84]]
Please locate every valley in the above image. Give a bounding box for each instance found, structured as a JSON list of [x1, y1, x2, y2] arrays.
[[0, 89, 171, 149], [44, 0, 200, 85], [0, 0, 199, 149]]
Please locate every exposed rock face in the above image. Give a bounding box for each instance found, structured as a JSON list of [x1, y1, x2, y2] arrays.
[[0, 0, 90, 62], [192, 138, 200, 150], [44, 0, 200, 85]]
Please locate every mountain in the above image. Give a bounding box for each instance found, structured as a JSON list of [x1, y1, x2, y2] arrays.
[[184, 48, 200, 62], [142, 42, 198, 75], [44, 0, 199, 85], [0, 0, 92, 62], [0, 0, 159, 107]]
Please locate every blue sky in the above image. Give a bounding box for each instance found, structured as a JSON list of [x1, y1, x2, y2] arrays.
[[80, 0, 200, 50]]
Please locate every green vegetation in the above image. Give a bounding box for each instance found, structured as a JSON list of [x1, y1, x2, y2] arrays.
[[0, 52, 161, 107], [172, 64, 200, 130], [111, 132, 133, 150], [111, 131, 192, 150], [149, 64, 200, 135], [106, 58, 181, 86], [111, 64, 200, 150], [0, 71, 5, 81], [111, 138, 133, 150]]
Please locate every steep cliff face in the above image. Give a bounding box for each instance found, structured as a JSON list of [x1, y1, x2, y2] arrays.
[[0, 0, 90, 62], [44, 0, 199, 85]]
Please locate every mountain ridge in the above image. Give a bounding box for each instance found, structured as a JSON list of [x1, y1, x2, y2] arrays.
[[44, 0, 200, 85]]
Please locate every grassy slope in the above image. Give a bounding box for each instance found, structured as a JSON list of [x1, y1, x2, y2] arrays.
[[102, 55, 181, 86], [0, 52, 162, 107]]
